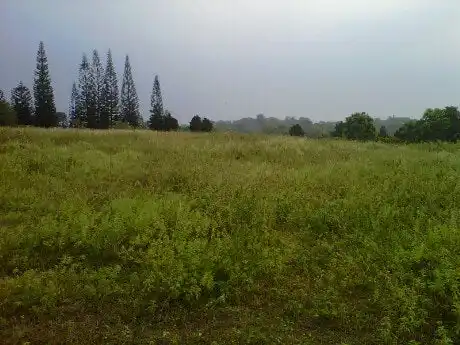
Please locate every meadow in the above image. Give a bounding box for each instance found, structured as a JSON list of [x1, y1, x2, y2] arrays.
[[1, 127, 460, 344]]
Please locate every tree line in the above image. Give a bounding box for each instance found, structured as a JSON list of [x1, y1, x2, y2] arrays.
[[215, 114, 412, 137], [0, 41, 214, 132], [219, 111, 460, 144], [319, 108, 460, 143], [3, 41, 459, 143]]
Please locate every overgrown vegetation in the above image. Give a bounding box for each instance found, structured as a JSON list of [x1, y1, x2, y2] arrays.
[[1, 127, 460, 344]]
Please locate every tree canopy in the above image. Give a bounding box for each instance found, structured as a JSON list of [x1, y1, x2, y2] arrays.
[[289, 124, 305, 137]]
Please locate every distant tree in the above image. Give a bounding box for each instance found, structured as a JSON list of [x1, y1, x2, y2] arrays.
[[164, 110, 179, 131], [34, 41, 57, 127], [120, 55, 140, 127], [289, 123, 304, 137], [331, 121, 346, 138], [76, 54, 91, 127], [374, 116, 413, 136], [379, 125, 388, 137], [100, 49, 119, 128], [420, 107, 460, 142], [395, 107, 460, 143], [90, 49, 104, 128], [68, 82, 79, 127], [10, 82, 34, 125], [344, 112, 376, 141], [56, 112, 68, 128], [149, 75, 164, 130], [189, 115, 202, 132], [444, 106, 460, 142], [201, 117, 213, 132], [394, 120, 423, 142], [0, 99, 17, 126], [0, 90, 5, 102]]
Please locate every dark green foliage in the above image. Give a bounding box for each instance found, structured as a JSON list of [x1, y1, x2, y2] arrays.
[[202, 117, 213, 132], [215, 114, 410, 137], [148, 75, 164, 130], [90, 50, 104, 128], [33, 41, 57, 127], [289, 123, 305, 136], [10, 82, 34, 126], [148, 112, 164, 130], [395, 107, 460, 143], [189, 115, 202, 132], [68, 82, 78, 127], [56, 112, 67, 128], [189, 116, 213, 132], [331, 113, 376, 141], [395, 120, 422, 142], [0, 99, 17, 126], [331, 121, 346, 138], [164, 110, 179, 131], [120, 55, 140, 127], [76, 54, 91, 127], [100, 50, 119, 128], [420, 107, 460, 142], [0, 89, 5, 102], [343, 112, 376, 141], [147, 76, 179, 131]]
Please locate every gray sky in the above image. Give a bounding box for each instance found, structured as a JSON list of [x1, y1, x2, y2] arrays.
[[1, 1, 459, 123]]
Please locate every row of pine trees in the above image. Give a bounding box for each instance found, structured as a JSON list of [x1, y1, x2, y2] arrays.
[[2, 41, 214, 132], [1, 42, 57, 127]]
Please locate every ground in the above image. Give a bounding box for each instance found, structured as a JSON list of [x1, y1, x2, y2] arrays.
[[1, 128, 460, 344]]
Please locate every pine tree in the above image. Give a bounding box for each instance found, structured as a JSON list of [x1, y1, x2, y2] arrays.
[[120, 55, 140, 127], [149, 75, 164, 130], [69, 82, 78, 127], [84, 52, 98, 129], [76, 54, 91, 127], [100, 49, 119, 128], [11, 81, 34, 125], [91, 49, 104, 128], [34, 41, 57, 127]]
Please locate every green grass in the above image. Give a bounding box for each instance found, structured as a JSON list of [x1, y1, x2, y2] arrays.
[[1, 127, 460, 344]]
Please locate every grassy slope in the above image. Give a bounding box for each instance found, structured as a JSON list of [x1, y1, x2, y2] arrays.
[[1, 128, 460, 344]]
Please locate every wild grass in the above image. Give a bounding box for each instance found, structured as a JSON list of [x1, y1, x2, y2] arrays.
[[1, 127, 460, 344]]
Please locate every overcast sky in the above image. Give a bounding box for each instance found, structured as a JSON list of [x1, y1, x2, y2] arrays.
[[1, 1, 459, 123]]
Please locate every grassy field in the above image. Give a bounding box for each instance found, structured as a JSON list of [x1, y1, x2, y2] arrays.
[[1, 128, 460, 344]]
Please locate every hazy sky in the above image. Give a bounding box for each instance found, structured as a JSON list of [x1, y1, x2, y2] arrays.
[[1, 1, 459, 123]]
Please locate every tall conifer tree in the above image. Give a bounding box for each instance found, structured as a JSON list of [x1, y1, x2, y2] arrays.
[[33, 41, 57, 127], [100, 49, 119, 128], [149, 75, 164, 130], [90, 49, 104, 128], [11, 81, 34, 125], [69, 82, 78, 127], [120, 55, 140, 127], [76, 54, 91, 127]]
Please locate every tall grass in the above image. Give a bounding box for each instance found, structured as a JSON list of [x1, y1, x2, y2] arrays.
[[1, 127, 460, 344]]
